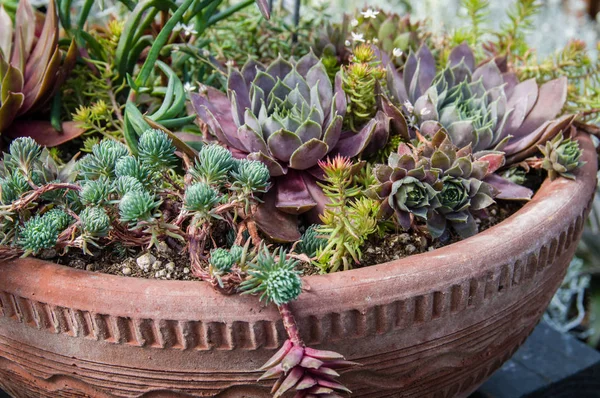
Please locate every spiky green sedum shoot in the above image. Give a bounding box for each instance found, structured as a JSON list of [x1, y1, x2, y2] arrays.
[[230, 160, 270, 194], [184, 183, 221, 216], [138, 129, 178, 170], [342, 44, 386, 132], [240, 246, 302, 306], [191, 144, 236, 186], [113, 176, 145, 196], [80, 177, 112, 206], [6, 137, 42, 176], [119, 191, 161, 224], [19, 215, 60, 254], [210, 248, 235, 274], [79, 207, 111, 237]]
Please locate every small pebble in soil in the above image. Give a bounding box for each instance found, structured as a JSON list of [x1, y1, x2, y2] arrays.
[[166, 262, 175, 272], [156, 241, 170, 254], [122, 267, 132, 275], [86, 264, 95, 271], [183, 267, 190, 274], [152, 261, 162, 270], [136, 253, 156, 270]]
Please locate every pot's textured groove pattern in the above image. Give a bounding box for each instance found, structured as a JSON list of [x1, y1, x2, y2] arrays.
[[0, 134, 596, 398]]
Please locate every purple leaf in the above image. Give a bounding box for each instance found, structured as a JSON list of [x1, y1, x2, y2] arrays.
[[241, 58, 265, 86], [254, 189, 301, 242], [484, 174, 533, 200], [275, 170, 317, 214], [449, 42, 475, 71], [4, 120, 84, 147], [416, 44, 436, 94], [472, 60, 503, 91], [267, 129, 302, 162], [255, 0, 270, 19], [289, 139, 329, 170], [190, 90, 243, 150], [513, 77, 567, 138]]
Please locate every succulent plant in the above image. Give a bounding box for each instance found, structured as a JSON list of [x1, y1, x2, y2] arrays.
[[119, 190, 160, 225], [386, 43, 572, 165], [44, 208, 72, 232], [78, 140, 130, 180], [0, 0, 76, 132], [192, 53, 351, 218], [297, 224, 326, 257], [190, 144, 236, 187], [19, 215, 59, 253], [373, 143, 441, 230], [375, 131, 499, 238], [240, 246, 302, 306], [79, 207, 110, 237], [353, 8, 428, 67], [230, 159, 271, 194], [137, 129, 178, 171], [184, 182, 221, 215], [210, 248, 235, 274], [257, 338, 356, 398], [229, 245, 244, 265], [113, 176, 145, 196], [539, 133, 584, 180], [5, 137, 42, 176], [79, 177, 111, 206]]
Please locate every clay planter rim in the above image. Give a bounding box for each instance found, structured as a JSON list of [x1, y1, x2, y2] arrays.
[[0, 134, 597, 324]]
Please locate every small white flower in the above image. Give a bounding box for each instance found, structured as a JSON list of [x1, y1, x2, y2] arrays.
[[345, 40, 351, 47], [393, 48, 403, 58], [403, 100, 414, 113], [183, 82, 196, 93], [420, 108, 431, 116], [351, 32, 365, 43], [174, 22, 198, 37], [226, 60, 235, 67], [361, 9, 380, 19], [351, 18, 359, 27], [373, 38, 379, 44]]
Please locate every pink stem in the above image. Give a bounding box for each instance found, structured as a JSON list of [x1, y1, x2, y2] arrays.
[[278, 303, 303, 346]]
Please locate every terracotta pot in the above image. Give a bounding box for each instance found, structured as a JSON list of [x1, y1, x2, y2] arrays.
[[0, 134, 597, 398]]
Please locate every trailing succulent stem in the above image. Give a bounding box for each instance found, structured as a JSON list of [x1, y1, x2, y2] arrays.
[[240, 246, 356, 397]]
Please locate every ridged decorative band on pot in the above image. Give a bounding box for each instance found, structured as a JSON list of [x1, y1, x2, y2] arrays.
[[0, 133, 597, 397]]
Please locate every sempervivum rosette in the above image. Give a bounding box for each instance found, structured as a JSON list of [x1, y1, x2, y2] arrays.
[[191, 53, 347, 240], [373, 143, 441, 230], [376, 130, 504, 238], [382, 42, 573, 199]]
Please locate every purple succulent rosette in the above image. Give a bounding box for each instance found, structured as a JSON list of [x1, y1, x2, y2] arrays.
[[191, 54, 353, 240], [381, 42, 572, 199]]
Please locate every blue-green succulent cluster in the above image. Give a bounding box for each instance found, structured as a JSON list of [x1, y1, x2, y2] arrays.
[[80, 207, 111, 237], [240, 246, 302, 305], [19, 215, 61, 253], [297, 224, 327, 257], [210, 248, 235, 273], [0, 128, 274, 278], [119, 190, 161, 224], [138, 129, 178, 170]]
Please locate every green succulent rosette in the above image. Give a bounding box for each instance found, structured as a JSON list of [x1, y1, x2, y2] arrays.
[[539, 133, 584, 180]]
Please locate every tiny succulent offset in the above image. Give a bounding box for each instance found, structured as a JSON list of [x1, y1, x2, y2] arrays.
[[0, 1, 594, 397]]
